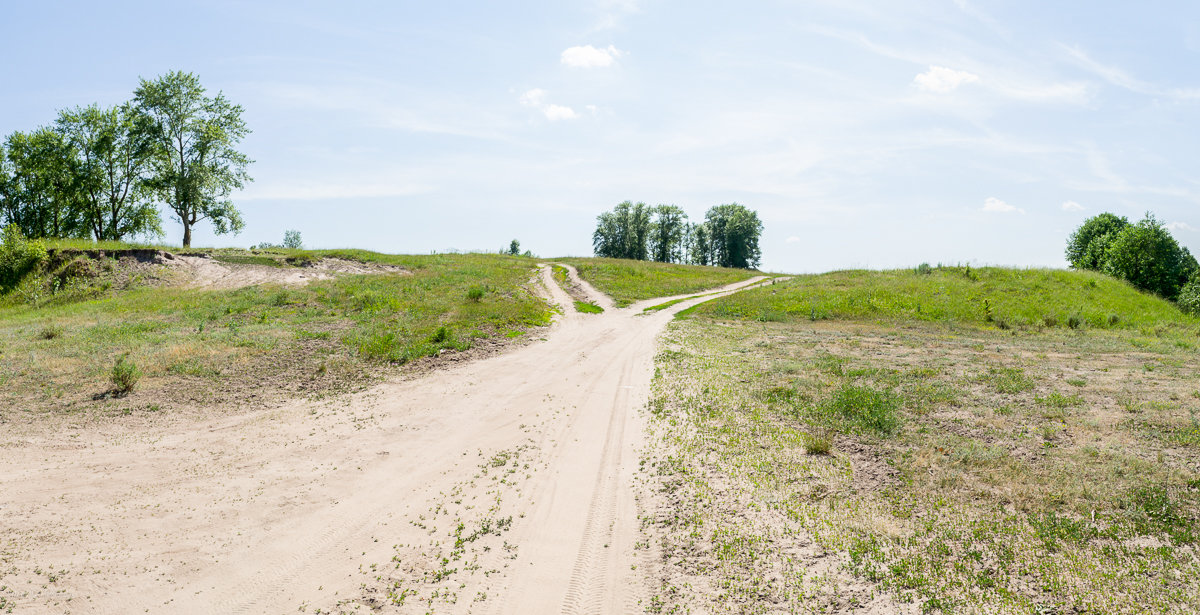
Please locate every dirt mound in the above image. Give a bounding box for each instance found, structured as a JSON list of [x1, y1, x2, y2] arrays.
[[169, 254, 407, 290]]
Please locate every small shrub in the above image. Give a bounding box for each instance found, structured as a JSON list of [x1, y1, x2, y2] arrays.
[[466, 286, 485, 303], [431, 325, 452, 344], [1178, 278, 1200, 315], [1067, 314, 1082, 329], [1107, 313, 1121, 326], [38, 324, 64, 340], [111, 354, 141, 396], [914, 263, 933, 275], [1042, 315, 1058, 328], [0, 225, 48, 293], [802, 431, 833, 455]]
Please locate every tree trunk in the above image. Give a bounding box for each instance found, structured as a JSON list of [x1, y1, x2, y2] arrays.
[[182, 222, 192, 248]]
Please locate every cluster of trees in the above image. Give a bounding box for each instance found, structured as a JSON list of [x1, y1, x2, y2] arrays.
[[0, 71, 252, 248], [1067, 212, 1198, 304], [593, 201, 763, 269]]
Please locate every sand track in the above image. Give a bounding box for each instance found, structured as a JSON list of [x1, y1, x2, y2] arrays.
[[0, 268, 766, 614]]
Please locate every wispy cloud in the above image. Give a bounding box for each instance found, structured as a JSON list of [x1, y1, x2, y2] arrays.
[[913, 65, 979, 93], [1063, 45, 1200, 100], [1062, 200, 1084, 211], [561, 45, 624, 68], [1166, 221, 1196, 232], [981, 197, 1024, 214]]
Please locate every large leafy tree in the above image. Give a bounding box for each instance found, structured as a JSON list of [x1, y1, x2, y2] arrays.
[[1, 128, 88, 239], [57, 104, 162, 241], [1101, 214, 1196, 300], [705, 203, 763, 269], [593, 201, 652, 260], [650, 204, 687, 263], [1066, 212, 1128, 270], [134, 71, 252, 248]]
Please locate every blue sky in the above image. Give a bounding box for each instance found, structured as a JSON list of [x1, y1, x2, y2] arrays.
[[3, 1, 1199, 273]]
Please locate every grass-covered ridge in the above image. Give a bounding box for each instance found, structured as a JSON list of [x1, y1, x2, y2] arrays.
[[690, 265, 1197, 330], [557, 257, 758, 307], [0, 252, 551, 419]]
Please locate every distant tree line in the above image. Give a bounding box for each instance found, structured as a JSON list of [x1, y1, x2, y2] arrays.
[[0, 71, 252, 248], [592, 201, 763, 269], [1067, 211, 1200, 313]]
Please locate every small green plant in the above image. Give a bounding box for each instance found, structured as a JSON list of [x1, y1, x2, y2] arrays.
[[914, 262, 933, 275], [37, 324, 64, 339], [802, 430, 833, 455], [111, 353, 141, 396], [467, 286, 485, 302], [1042, 315, 1058, 328], [0, 224, 48, 293], [1067, 314, 1083, 329]]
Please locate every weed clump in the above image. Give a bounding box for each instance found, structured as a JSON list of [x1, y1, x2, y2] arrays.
[[802, 430, 833, 455], [37, 324, 64, 340], [466, 286, 485, 303], [111, 354, 141, 396]]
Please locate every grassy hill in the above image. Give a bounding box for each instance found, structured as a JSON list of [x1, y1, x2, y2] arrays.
[[688, 265, 1196, 332]]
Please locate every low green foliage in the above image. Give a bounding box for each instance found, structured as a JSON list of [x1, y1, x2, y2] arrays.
[[573, 300, 603, 314], [110, 353, 140, 395], [558, 257, 756, 307], [689, 266, 1198, 331], [0, 225, 48, 292], [823, 384, 901, 436]]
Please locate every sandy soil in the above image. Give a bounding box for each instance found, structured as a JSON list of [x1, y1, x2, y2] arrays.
[[0, 267, 766, 614], [172, 255, 408, 289]]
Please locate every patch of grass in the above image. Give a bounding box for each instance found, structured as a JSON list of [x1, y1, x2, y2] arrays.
[[558, 257, 757, 307], [573, 300, 603, 314], [975, 367, 1036, 394], [823, 384, 902, 436]]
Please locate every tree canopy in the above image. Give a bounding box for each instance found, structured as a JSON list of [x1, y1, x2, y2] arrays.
[[0, 71, 252, 247], [592, 201, 763, 269], [134, 71, 252, 248], [1067, 212, 1197, 300]]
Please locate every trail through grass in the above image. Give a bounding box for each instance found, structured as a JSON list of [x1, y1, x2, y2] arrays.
[[558, 257, 758, 307]]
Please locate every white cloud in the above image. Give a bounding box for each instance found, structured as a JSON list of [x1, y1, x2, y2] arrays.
[[1166, 221, 1196, 232], [1062, 200, 1084, 211], [913, 65, 980, 93], [519, 89, 579, 121], [561, 45, 624, 68], [981, 197, 1024, 214], [543, 104, 579, 121], [786, 236, 801, 243]]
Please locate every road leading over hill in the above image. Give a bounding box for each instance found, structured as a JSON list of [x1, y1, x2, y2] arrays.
[[0, 266, 767, 614]]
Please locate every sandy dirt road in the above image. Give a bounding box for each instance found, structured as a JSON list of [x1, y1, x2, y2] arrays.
[[0, 267, 765, 614]]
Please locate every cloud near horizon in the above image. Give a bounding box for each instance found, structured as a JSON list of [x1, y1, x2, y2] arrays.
[[981, 197, 1024, 214], [1062, 201, 1084, 211]]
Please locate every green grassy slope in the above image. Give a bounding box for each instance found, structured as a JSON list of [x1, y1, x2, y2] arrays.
[[689, 265, 1196, 331], [558, 257, 759, 307], [0, 252, 551, 416]]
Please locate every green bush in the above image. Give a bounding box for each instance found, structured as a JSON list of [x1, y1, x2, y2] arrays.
[[1101, 214, 1196, 300], [466, 286, 485, 302], [1178, 278, 1200, 316], [824, 384, 901, 436], [0, 224, 48, 292], [111, 353, 141, 395]]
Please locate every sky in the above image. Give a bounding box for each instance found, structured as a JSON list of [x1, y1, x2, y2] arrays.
[[3, 0, 1199, 273]]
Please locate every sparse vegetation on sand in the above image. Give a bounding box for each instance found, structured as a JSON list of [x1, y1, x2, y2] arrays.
[[642, 268, 1200, 613], [558, 257, 758, 307], [0, 251, 552, 421]]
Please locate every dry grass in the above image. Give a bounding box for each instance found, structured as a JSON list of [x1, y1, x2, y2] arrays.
[[642, 318, 1200, 613]]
